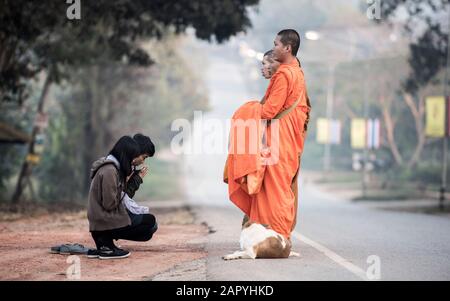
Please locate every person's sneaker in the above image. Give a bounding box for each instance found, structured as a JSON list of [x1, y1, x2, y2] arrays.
[[98, 246, 130, 260], [87, 249, 99, 259]]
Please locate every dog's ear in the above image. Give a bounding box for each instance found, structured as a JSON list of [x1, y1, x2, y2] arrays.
[[241, 215, 249, 227], [242, 220, 254, 229]]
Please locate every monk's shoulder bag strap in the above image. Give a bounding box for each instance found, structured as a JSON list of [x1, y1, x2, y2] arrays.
[[273, 66, 310, 120], [273, 97, 301, 120], [274, 90, 311, 120]]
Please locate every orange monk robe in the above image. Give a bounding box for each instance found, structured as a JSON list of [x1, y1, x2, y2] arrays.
[[225, 101, 266, 213], [225, 59, 310, 239]]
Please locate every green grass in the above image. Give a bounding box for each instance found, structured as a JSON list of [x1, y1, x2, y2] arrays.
[[352, 188, 417, 201], [2, 158, 182, 205], [314, 171, 362, 184], [133, 158, 182, 201], [312, 170, 433, 202]]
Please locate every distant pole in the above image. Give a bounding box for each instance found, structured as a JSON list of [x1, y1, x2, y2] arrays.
[[440, 6, 450, 211], [324, 64, 335, 172], [442, 133, 448, 211], [362, 62, 370, 199]]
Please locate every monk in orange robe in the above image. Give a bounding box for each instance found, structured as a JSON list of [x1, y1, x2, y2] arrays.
[[224, 29, 311, 239]]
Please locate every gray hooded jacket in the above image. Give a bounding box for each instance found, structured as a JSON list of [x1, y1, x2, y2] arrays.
[[87, 156, 131, 231]]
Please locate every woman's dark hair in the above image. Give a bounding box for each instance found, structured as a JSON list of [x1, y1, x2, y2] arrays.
[[109, 136, 140, 181], [133, 133, 155, 157]]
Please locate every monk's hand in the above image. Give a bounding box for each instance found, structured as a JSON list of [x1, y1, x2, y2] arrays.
[[260, 147, 271, 166], [139, 165, 149, 178], [261, 147, 271, 157]]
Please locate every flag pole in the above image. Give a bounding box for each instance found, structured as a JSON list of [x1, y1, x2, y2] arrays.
[[324, 64, 335, 172], [440, 6, 450, 211]]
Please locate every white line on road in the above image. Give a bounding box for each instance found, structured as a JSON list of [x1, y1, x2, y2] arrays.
[[292, 231, 368, 281]]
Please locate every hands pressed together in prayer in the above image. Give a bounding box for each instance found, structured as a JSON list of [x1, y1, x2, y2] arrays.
[[126, 165, 149, 183], [138, 165, 149, 179]]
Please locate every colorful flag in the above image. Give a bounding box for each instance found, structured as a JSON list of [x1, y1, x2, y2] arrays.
[[316, 118, 329, 144], [426, 96, 446, 138], [367, 119, 380, 149], [447, 96, 450, 136], [351, 118, 366, 149], [330, 120, 341, 145], [316, 118, 341, 145], [26, 154, 41, 165]]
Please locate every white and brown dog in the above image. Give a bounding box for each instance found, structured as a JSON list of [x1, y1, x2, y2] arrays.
[[223, 221, 300, 260]]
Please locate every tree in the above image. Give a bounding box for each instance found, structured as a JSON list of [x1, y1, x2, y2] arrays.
[[370, 0, 449, 171], [1, 0, 259, 104], [377, 0, 449, 93], [2, 0, 260, 203], [36, 36, 210, 201]]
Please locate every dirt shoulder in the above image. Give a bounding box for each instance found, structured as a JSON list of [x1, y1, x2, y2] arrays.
[[0, 202, 208, 280]]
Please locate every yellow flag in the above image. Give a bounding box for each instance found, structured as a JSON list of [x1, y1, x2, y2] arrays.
[[426, 96, 446, 138], [351, 119, 366, 149], [26, 153, 41, 165], [316, 118, 329, 144]]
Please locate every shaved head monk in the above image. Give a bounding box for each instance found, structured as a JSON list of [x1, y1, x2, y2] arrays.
[[225, 29, 311, 240], [261, 50, 280, 79]]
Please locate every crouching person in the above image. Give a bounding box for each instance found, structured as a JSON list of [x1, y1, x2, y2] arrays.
[[87, 136, 158, 259]]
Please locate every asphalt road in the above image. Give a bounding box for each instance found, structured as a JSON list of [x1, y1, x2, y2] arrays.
[[180, 41, 450, 281], [191, 177, 450, 281]]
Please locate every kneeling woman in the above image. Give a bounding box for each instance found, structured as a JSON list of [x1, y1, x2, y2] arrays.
[[87, 136, 158, 259]]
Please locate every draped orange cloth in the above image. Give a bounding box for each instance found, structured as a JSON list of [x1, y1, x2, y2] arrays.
[[224, 59, 310, 239]]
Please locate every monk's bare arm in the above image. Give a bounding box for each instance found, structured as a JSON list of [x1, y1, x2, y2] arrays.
[[261, 74, 288, 119]]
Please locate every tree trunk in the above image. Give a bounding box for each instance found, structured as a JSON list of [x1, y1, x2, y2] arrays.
[[82, 66, 110, 194], [403, 92, 426, 169], [82, 74, 94, 194], [379, 90, 404, 166], [0, 40, 15, 74], [11, 71, 53, 203], [0, 41, 16, 103], [83, 66, 101, 194], [341, 100, 357, 119]]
